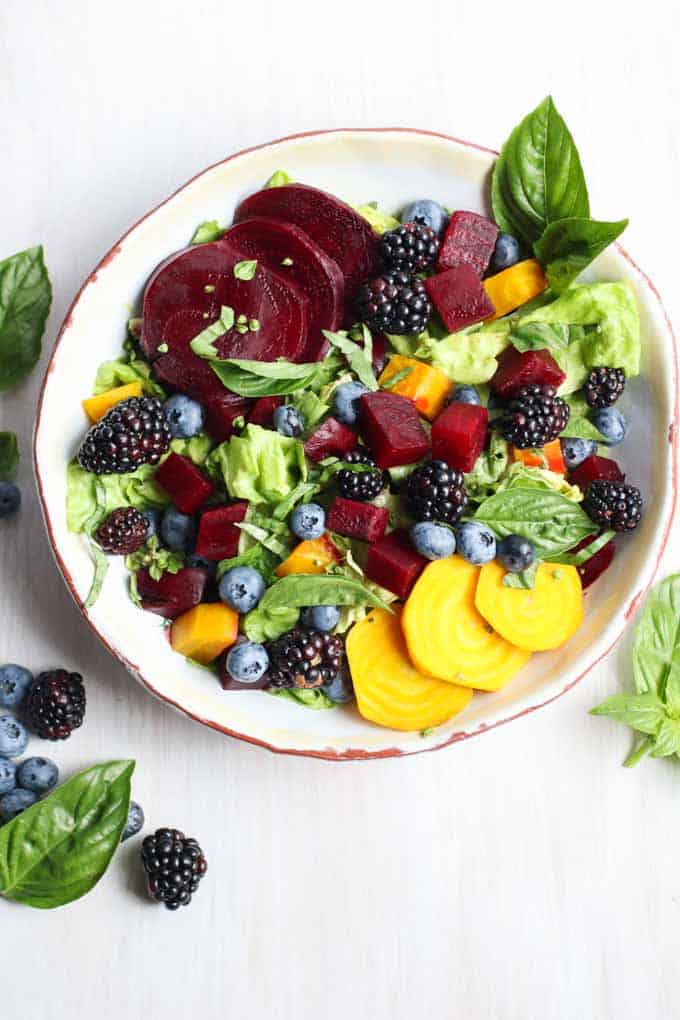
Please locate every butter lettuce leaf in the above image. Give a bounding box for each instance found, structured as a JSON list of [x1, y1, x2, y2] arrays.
[[66, 461, 170, 533], [205, 424, 306, 505], [93, 356, 166, 399], [417, 330, 509, 384], [464, 435, 510, 502], [495, 462, 583, 501]]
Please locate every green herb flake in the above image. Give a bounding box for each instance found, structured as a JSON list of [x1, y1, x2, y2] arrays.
[[236, 324, 248, 334], [189, 306, 235, 358], [249, 319, 260, 332], [191, 220, 224, 245], [157, 343, 169, 353], [204, 284, 216, 294], [281, 257, 294, 267], [233, 260, 258, 281]]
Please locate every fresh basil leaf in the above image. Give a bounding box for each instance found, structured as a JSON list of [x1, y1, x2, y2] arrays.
[[0, 246, 52, 391], [550, 530, 615, 566], [259, 574, 393, 613], [534, 217, 628, 293], [233, 260, 258, 281], [270, 688, 336, 710], [191, 220, 225, 244], [322, 330, 378, 391], [244, 604, 299, 642], [0, 431, 19, 480], [125, 537, 184, 582], [590, 692, 666, 735], [491, 96, 589, 247], [508, 322, 570, 353], [0, 760, 134, 909], [472, 487, 593, 558], [649, 718, 680, 758], [208, 358, 321, 397], [631, 574, 680, 712], [623, 737, 653, 768], [502, 562, 539, 589], [190, 306, 235, 358]]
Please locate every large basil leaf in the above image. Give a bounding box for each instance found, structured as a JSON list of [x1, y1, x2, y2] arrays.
[[0, 246, 52, 391], [0, 760, 134, 909], [491, 96, 590, 246], [590, 692, 667, 735], [472, 487, 593, 558], [0, 431, 19, 480], [534, 217, 628, 293], [259, 574, 393, 613], [550, 530, 615, 566], [631, 574, 680, 713], [209, 358, 322, 397]]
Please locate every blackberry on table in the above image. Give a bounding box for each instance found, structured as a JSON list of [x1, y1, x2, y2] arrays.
[[78, 396, 171, 475], [95, 507, 148, 555], [25, 670, 86, 741], [380, 221, 440, 274], [498, 384, 570, 449], [141, 828, 207, 911], [583, 480, 643, 532], [584, 366, 626, 409], [405, 460, 468, 526], [355, 270, 431, 336], [265, 628, 344, 690]]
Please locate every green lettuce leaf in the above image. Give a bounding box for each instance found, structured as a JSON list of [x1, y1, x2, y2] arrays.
[[169, 435, 214, 465], [354, 204, 400, 234], [93, 356, 166, 399], [205, 424, 306, 505], [66, 461, 170, 533], [243, 604, 299, 642], [494, 462, 583, 501], [419, 330, 509, 384], [464, 435, 510, 502], [264, 169, 293, 188]]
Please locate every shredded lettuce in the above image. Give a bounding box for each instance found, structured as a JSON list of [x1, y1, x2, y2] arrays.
[[205, 424, 306, 505], [66, 461, 170, 533], [93, 356, 166, 399], [464, 435, 510, 502], [495, 462, 583, 502], [170, 435, 214, 465]]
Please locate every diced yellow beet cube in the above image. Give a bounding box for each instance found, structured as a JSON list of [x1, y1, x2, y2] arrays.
[[171, 604, 239, 664], [378, 355, 451, 421], [275, 535, 339, 577], [82, 382, 143, 422], [483, 259, 548, 321]]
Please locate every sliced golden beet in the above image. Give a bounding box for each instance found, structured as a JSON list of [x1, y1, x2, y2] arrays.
[[347, 608, 472, 732], [402, 556, 530, 691], [475, 560, 583, 652]]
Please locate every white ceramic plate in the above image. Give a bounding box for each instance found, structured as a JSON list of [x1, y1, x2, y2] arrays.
[[34, 129, 678, 760]]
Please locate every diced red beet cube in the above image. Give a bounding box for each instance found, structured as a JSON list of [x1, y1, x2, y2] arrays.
[[155, 453, 215, 515], [248, 396, 282, 427], [136, 567, 209, 619], [490, 347, 566, 398], [216, 650, 270, 691], [195, 502, 249, 561], [326, 497, 389, 543], [437, 211, 499, 276], [569, 455, 625, 490], [203, 394, 254, 441], [425, 265, 495, 332], [358, 391, 429, 469], [431, 403, 489, 473], [304, 416, 357, 462], [572, 534, 617, 589], [365, 529, 427, 599]]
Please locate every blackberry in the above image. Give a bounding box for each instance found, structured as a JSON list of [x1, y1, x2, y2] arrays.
[[265, 628, 344, 690], [141, 828, 207, 911], [343, 447, 376, 467], [355, 270, 431, 336], [336, 463, 386, 502], [405, 460, 468, 525], [380, 221, 440, 274], [95, 507, 148, 555], [583, 480, 643, 532], [584, 366, 626, 409], [78, 396, 171, 475], [25, 670, 86, 741], [498, 385, 570, 449]]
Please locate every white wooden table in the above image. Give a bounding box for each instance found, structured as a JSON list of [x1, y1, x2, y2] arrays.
[[2, 2, 679, 1017]]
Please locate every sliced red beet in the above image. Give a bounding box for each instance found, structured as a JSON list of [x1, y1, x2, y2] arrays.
[[195, 502, 249, 561], [425, 265, 495, 332], [136, 567, 209, 619], [233, 183, 381, 303], [490, 347, 566, 398], [155, 453, 214, 515], [225, 218, 344, 359], [570, 455, 625, 489], [432, 403, 488, 473], [248, 396, 283, 427], [359, 391, 429, 469], [572, 534, 617, 589], [203, 393, 254, 441], [365, 529, 427, 599], [141, 239, 308, 404], [217, 650, 270, 691], [304, 416, 357, 462], [437, 211, 499, 276], [326, 497, 389, 543]]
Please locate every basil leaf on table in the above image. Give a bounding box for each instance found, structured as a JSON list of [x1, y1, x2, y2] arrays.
[[0, 760, 134, 909], [534, 217, 628, 293], [259, 574, 393, 613], [0, 431, 20, 479], [472, 487, 594, 558], [322, 329, 378, 391], [0, 246, 52, 391], [491, 96, 590, 247], [590, 693, 667, 735]]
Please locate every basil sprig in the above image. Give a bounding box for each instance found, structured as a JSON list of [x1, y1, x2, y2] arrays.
[[534, 217, 628, 293], [0, 246, 52, 392]]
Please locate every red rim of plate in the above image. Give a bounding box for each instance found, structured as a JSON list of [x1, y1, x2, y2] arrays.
[[33, 126, 680, 761]]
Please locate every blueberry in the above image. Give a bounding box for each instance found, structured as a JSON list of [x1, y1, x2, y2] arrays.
[[0, 757, 16, 796], [448, 385, 481, 406], [218, 566, 266, 613], [455, 522, 497, 565], [160, 507, 196, 552], [273, 405, 304, 437], [332, 382, 369, 426], [489, 233, 521, 274], [163, 394, 205, 439], [0, 664, 34, 710], [590, 407, 627, 446], [16, 757, 59, 794], [400, 199, 449, 237], [410, 522, 456, 560], [300, 605, 340, 632], [322, 666, 355, 704], [0, 482, 21, 519], [290, 502, 326, 541], [560, 437, 598, 470], [225, 641, 269, 684], [497, 534, 536, 573], [0, 715, 28, 758], [121, 800, 145, 842], [0, 788, 38, 822], [141, 508, 163, 541]]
